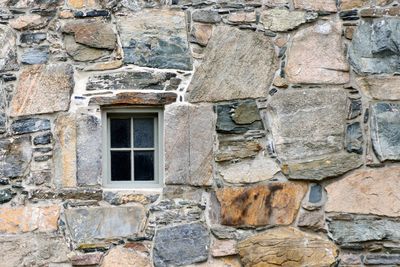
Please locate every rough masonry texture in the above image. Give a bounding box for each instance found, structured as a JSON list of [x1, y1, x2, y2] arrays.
[[0, 0, 400, 266]]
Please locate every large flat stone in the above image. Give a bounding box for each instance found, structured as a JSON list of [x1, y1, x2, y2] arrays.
[[153, 223, 209, 267], [357, 76, 400, 100], [21, 45, 49, 64], [266, 88, 347, 161], [64, 35, 110, 62], [286, 21, 349, 84], [0, 205, 60, 234], [53, 113, 77, 188], [293, 0, 337, 12], [326, 166, 400, 217], [238, 227, 338, 267], [262, 9, 317, 32], [349, 18, 400, 74], [371, 102, 400, 161], [216, 183, 307, 227], [10, 63, 74, 116], [0, 136, 32, 178], [65, 206, 146, 244], [11, 118, 50, 134], [102, 246, 151, 267], [328, 215, 400, 245], [117, 9, 192, 70], [89, 92, 177, 106], [86, 70, 178, 91], [0, 24, 18, 72], [164, 103, 214, 186], [76, 114, 101, 185], [188, 26, 277, 103]]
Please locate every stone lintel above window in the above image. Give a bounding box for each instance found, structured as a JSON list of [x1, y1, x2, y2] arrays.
[[89, 92, 177, 106]]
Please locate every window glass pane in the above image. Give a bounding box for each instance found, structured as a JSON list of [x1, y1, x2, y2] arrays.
[[111, 151, 131, 181], [134, 151, 154, 181], [110, 118, 130, 148], [134, 118, 154, 148]]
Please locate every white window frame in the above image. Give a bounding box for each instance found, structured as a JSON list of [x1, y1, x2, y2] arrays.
[[101, 107, 164, 188]]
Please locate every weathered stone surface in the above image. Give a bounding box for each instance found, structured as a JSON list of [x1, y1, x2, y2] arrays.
[[153, 223, 209, 267], [328, 215, 400, 245], [216, 100, 263, 134], [218, 156, 280, 184], [9, 14, 48, 30], [11, 118, 50, 134], [0, 188, 15, 203], [293, 0, 337, 12], [264, 0, 289, 7], [348, 98, 362, 119], [64, 35, 110, 61], [309, 184, 322, 203], [117, 9, 192, 70], [86, 70, 177, 91], [238, 227, 338, 267], [0, 81, 5, 133], [297, 209, 325, 231], [349, 18, 400, 74], [357, 76, 400, 100], [227, 11, 256, 24], [164, 103, 214, 186], [0, 205, 60, 233], [102, 246, 151, 267], [54, 113, 77, 188], [188, 26, 277, 102], [10, 64, 74, 116], [192, 10, 221, 23], [286, 21, 349, 84], [215, 135, 262, 162], [346, 122, 363, 154], [67, 0, 100, 9], [71, 252, 103, 266], [29, 188, 102, 201], [282, 152, 363, 180], [33, 132, 52, 145], [21, 45, 49, 64], [211, 238, 237, 257], [262, 9, 317, 32], [340, 0, 368, 10], [65, 206, 146, 244], [0, 24, 18, 72], [0, 136, 32, 178], [190, 23, 213, 47], [63, 22, 116, 50], [363, 254, 400, 265], [326, 166, 400, 217], [371, 103, 400, 161], [76, 114, 101, 185], [216, 183, 307, 227], [267, 88, 347, 161], [89, 92, 177, 106], [0, 234, 70, 267], [103, 191, 158, 205]]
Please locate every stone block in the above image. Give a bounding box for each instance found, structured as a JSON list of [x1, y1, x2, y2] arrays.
[[0, 135, 32, 178], [86, 70, 178, 91], [326, 166, 400, 217], [215, 135, 262, 162], [64, 206, 146, 244], [0, 205, 60, 234], [286, 21, 349, 84], [21, 45, 49, 64], [10, 63, 74, 116], [0, 188, 15, 204], [357, 76, 400, 100], [293, 0, 337, 12], [188, 26, 277, 102], [64, 35, 110, 62], [71, 252, 103, 266], [216, 183, 307, 227], [117, 9, 192, 70], [54, 113, 77, 188], [9, 14, 48, 30], [297, 209, 325, 231], [20, 32, 46, 44], [190, 23, 213, 46], [371, 102, 400, 161], [238, 227, 338, 267], [103, 191, 159, 205], [11, 118, 50, 134], [262, 9, 317, 32], [33, 132, 52, 145], [192, 10, 221, 23], [153, 223, 209, 267], [102, 246, 151, 267], [349, 18, 400, 74], [227, 11, 257, 24], [363, 254, 400, 265], [89, 92, 177, 106], [76, 114, 101, 186], [211, 238, 237, 257], [164, 103, 214, 186], [0, 24, 18, 72], [346, 122, 363, 154]]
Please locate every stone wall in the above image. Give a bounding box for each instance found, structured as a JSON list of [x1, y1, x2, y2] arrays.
[[1, 0, 400, 266]]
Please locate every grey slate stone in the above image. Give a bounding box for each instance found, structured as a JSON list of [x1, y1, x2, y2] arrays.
[[153, 223, 210, 267], [309, 184, 322, 203], [371, 102, 400, 161], [349, 18, 400, 74], [192, 10, 221, 23], [21, 46, 49, 64], [346, 122, 363, 154], [20, 32, 46, 44], [11, 118, 50, 134], [0, 80, 6, 133], [216, 100, 263, 134], [64, 206, 146, 244], [86, 71, 178, 91], [33, 132, 52, 145], [348, 98, 362, 119], [0, 136, 32, 178], [0, 24, 18, 72], [0, 188, 15, 203], [76, 114, 101, 186], [363, 254, 400, 265]]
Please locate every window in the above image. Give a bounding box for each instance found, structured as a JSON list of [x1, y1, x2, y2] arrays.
[[102, 108, 163, 188]]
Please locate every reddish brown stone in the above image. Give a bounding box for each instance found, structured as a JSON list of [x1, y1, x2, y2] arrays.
[[216, 183, 307, 227], [71, 252, 103, 266], [9, 15, 48, 30], [89, 92, 177, 106]]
